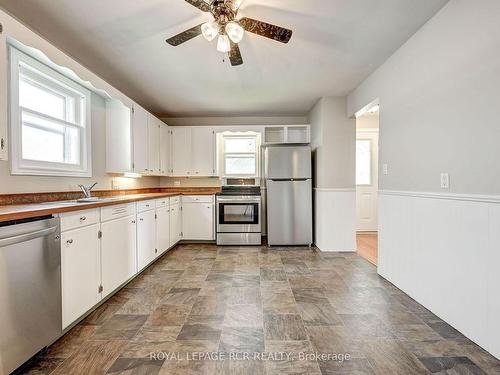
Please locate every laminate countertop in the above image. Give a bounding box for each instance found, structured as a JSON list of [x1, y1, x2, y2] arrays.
[[0, 188, 220, 223]]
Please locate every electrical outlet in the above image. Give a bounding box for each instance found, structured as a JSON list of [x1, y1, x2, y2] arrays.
[[174, 180, 181, 187], [440, 173, 450, 189], [382, 164, 389, 176]]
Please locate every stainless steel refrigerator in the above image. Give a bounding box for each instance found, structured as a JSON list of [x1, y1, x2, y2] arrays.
[[264, 144, 313, 246]]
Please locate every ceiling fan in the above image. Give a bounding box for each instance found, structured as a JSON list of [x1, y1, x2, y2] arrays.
[[166, 0, 293, 66]]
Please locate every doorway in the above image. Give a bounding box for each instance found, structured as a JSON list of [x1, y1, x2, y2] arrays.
[[356, 106, 379, 265]]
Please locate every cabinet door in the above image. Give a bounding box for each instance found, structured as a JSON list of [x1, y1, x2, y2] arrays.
[[133, 104, 149, 174], [106, 99, 132, 173], [171, 127, 191, 176], [156, 206, 170, 255], [148, 115, 161, 175], [61, 224, 101, 329], [182, 203, 214, 240], [0, 28, 7, 161], [191, 127, 215, 176], [101, 216, 137, 298], [137, 210, 156, 271], [169, 204, 182, 246], [160, 125, 170, 176]]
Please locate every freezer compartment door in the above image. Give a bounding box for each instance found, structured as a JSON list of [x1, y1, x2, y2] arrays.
[[264, 145, 311, 179], [267, 179, 312, 246]]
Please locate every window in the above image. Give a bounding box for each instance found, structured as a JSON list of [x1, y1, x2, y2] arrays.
[[221, 134, 260, 177], [9, 47, 92, 176], [356, 139, 372, 185]]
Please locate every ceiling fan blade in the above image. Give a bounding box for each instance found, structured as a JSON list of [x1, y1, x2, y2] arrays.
[[229, 42, 243, 66], [239, 17, 293, 44], [166, 24, 203, 46], [184, 0, 211, 12]]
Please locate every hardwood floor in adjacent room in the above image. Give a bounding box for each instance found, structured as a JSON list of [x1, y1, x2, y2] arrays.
[[18, 244, 499, 375], [357, 233, 378, 266]]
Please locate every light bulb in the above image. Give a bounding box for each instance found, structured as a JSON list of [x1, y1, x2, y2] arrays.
[[231, 0, 243, 10], [217, 34, 231, 53], [225, 21, 244, 43], [201, 21, 219, 42]]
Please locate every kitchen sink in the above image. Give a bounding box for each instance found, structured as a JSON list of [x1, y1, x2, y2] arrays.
[[39, 197, 120, 206]]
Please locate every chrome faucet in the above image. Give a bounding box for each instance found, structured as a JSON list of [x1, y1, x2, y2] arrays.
[[78, 182, 98, 199]]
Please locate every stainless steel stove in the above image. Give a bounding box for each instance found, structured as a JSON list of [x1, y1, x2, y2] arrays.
[[216, 184, 262, 245]]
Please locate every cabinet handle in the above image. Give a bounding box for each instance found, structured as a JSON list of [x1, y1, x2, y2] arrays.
[[139, 218, 144, 221], [131, 220, 136, 224], [66, 239, 74, 244], [80, 216, 86, 221]]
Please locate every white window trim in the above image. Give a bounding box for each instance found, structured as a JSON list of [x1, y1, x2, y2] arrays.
[[220, 133, 261, 178], [9, 47, 92, 177]]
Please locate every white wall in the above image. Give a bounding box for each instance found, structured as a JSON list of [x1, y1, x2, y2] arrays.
[[348, 0, 500, 359], [309, 97, 356, 251], [348, 0, 500, 195], [0, 9, 159, 193]]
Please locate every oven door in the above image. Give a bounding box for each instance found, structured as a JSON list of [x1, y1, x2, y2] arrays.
[[217, 196, 261, 233]]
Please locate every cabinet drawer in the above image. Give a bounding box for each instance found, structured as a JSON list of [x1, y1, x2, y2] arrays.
[[182, 195, 214, 204], [169, 196, 181, 205], [101, 203, 136, 222], [156, 198, 170, 209], [137, 200, 155, 213], [60, 209, 100, 232]]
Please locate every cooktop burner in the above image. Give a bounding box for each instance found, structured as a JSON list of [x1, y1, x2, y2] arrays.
[[218, 186, 262, 196]]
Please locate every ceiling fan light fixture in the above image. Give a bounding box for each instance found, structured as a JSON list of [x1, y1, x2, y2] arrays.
[[201, 21, 219, 41], [217, 34, 231, 53], [225, 21, 244, 43]]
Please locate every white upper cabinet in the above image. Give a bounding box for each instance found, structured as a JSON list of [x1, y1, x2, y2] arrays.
[[106, 99, 133, 173], [191, 127, 215, 176], [170, 127, 215, 177], [160, 124, 170, 176], [147, 114, 161, 175], [0, 27, 7, 161], [132, 104, 149, 174], [171, 127, 191, 176]]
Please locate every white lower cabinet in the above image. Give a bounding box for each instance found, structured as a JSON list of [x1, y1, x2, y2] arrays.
[[182, 196, 214, 240], [169, 201, 182, 246], [61, 223, 101, 329], [101, 215, 137, 298], [137, 208, 156, 271], [156, 205, 170, 255]]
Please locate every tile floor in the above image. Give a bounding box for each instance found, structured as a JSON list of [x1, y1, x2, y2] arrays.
[[19, 244, 500, 375]]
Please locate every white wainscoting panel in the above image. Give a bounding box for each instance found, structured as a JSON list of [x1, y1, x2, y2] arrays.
[[379, 191, 500, 360], [314, 189, 356, 252]]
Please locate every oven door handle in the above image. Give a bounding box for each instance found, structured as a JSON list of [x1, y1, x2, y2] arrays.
[[217, 197, 261, 202]]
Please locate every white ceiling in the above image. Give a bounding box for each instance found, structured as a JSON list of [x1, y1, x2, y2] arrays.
[[0, 0, 448, 117]]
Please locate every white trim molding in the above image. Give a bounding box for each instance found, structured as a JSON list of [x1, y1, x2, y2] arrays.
[[380, 190, 500, 204], [314, 188, 356, 193]]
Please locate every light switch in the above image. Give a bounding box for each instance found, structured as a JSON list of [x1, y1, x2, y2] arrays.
[[440, 173, 450, 189], [382, 164, 389, 176]]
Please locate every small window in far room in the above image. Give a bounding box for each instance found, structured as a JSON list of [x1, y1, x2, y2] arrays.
[[221, 134, 260, 177], [356, 139, 372, 185], [9, 47, 92, 176]]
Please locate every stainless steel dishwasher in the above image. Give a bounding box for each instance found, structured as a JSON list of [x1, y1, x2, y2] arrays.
[[0, 216, 61, 375]]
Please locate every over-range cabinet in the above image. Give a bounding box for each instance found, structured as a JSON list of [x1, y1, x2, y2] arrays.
[[264, 144, 313, 246]]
